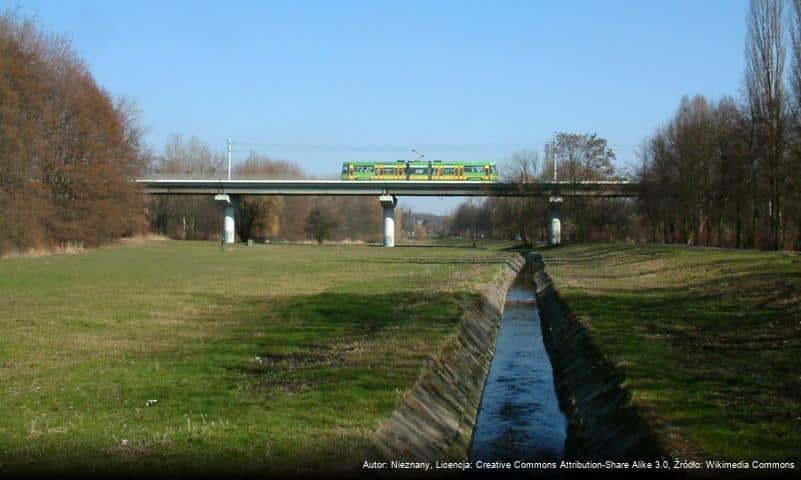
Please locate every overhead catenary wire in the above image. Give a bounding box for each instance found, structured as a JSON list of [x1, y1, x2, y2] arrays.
[[229, 140, 647, 154], [230, 141, 507, 153], [209, 138, 650, 184]]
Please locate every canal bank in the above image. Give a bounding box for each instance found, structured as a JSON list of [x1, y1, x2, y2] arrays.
[[469, 265, 567, 462], [371, 254, 526, 460], [371, 251, 667, 464], [528, 252, 667, 460]]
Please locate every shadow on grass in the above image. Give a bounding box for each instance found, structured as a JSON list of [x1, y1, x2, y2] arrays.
[[0, 284, 479, 477], [500, 243, 537, 252], [394, 243, 484, 249], [558, 285, 801, 460], [356, 257, 517, 266], [1, 288, 485, 476], [554, 254, 801, 310], [202, 288, 491, 415]]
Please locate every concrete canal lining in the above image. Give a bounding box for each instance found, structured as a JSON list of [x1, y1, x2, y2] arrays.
[[370, 254, 525, 460], [528, 252, 668, 460], [469, 264, 567, 461], [370, 251, 668, 462]]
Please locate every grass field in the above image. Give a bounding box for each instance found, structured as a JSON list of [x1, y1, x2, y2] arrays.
[[0, 240, 516, 474], [539, 244, 801, 461]]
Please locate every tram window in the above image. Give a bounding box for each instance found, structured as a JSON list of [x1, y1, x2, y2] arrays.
[[341, 165, 349, 173], [355, 165, 374, 173]]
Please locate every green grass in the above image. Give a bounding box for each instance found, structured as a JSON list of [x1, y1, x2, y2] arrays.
[[0, 240, 516, 474], [539, 244, 801, 461]]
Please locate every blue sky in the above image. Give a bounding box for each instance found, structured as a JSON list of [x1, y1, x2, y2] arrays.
[[4, 0, 750, 213]]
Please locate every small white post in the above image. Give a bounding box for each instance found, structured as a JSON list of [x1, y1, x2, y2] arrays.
[[550, 217, 561, 246], [226, 138, 232, 181]]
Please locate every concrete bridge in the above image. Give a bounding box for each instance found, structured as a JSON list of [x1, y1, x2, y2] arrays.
[[136, 179, 640, 247]]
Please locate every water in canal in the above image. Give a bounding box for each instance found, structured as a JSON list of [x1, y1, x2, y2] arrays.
[[469, 271, 567, 461]]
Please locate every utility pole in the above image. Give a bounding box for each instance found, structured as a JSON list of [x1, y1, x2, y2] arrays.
[[226, 138, 232, 180]]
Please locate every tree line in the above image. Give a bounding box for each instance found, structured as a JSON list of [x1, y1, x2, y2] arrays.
[[147, 134, 402, 244], [451, 0, 801, 251], [0, 11, 399, 254], [0, 11, 147, 255], [449, 135, 633, 244], [5, 2, 800, 253], [638, 0, 801, 250]]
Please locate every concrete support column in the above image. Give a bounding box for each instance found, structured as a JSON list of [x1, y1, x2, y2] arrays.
[[548, 196, 563, 246], [224, 205, 235, 244], [215, 194, 239, 244], [379, 195, 398, 247]]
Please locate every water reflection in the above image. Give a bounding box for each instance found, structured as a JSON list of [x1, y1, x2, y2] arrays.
[[469, 274, 567, 462]]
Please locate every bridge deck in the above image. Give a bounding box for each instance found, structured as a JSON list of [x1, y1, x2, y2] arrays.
[[136, 179, 640, 197]]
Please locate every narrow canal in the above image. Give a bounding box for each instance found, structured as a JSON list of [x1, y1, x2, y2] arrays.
[[469, 270, 567, 462]]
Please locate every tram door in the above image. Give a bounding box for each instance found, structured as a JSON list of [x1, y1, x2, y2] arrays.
[[484, 165, 491, 180], [348, 164, 354, 179], [456, 166, 464, 180]]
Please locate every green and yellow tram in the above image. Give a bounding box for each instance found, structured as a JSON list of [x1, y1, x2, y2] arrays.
[[341, 160, 497, 181]]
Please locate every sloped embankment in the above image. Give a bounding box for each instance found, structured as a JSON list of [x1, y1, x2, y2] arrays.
[[371, 254, 526, 460], [528, 252, 668, 460]]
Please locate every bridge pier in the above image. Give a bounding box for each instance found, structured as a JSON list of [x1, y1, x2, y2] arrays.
[[548, 196, 562, 246], [379, 195, 397, 247], [215, 194, 239, 244], [224, 205, 236, 244]]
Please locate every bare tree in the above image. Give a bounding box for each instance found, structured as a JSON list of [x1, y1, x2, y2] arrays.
[[149, 135, 224, 240], [305, 204, 337, 244], [715, 96, 751, 248], [449, 201, 493, 240], [0, 10, 146, 254], [504, 149, 539, 183], [493, 150, 542, 243], [790, 0, 801, 115], [789, 0, 801, 248], [448, 2, 800, 251], [745, 0, 787, 249], [548, 132, 616, 241]]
